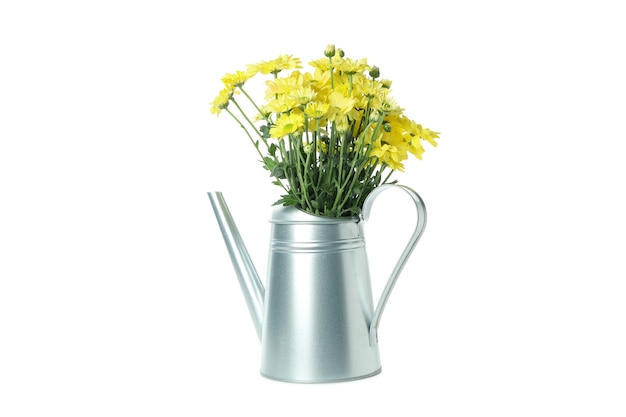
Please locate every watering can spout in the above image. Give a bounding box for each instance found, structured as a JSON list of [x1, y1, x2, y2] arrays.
[[208, 191, 264, 342]]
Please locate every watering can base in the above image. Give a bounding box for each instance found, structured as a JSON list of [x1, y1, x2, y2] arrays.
[[260, 368, 382, 384]]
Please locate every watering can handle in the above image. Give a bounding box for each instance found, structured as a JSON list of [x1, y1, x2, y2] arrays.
[[360, 184, 427, 346]]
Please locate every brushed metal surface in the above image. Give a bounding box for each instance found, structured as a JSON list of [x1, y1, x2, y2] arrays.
[[208, 184, 427, 383]]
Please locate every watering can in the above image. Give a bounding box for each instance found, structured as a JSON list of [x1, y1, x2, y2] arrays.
[[208, 184, 427, 383]]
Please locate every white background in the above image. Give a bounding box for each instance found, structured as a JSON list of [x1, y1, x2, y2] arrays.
[[1, 0, 625, 416]]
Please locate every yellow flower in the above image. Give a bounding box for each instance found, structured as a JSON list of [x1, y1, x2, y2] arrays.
[[327, 74, 351, 95], [380, 79, 392, 89], [308, 54, 344, 71], [221, 70, 251, 89], [310, 67, 331, 86], [208, 44, 440, 217], [371, 129, 410, 171], [370, 141, 406, 171], [349, 77, 380, 108], [305, 101, 329, 119], [248, 54, 302, 76], [335, 116, 351, 133], [336, 58, 369, 75], [385, 114, 412, 139], [406, 120, 439, 158], [408, 138, 425, 160], [308, 57, 331, 71], [362, 114, 411, 171], [354, 77, 385, 100], [372, 94, 404, 115], [210, 88, 232, 115], [262, 94, 299, 114], [327, 91, 356, 119], [420, 126, 440, 147], [270, 113, 305, 138], [264, 71, 311, 98], [289, 86, 316, 105]]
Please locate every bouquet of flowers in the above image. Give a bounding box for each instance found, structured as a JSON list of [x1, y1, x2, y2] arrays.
[[210, 45, 439, 217]]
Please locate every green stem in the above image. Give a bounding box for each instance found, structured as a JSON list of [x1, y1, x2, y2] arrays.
[[301, 113, 317, 211], [286, 137, 305, 207], [312, 119, 325, 195], [238, 86, 268, 121], [381, 166, 394, 184], [231, 98, 265, 142], [225, 107, 288, 193], [278, 139, 296, 196], [294, 137, 312, 211], [330, 130, 350, 211], [329, 57, 334, 89], [303, 145, 316, 212], [354, 163, 390, 212], [348, 73, 353, 96], [333, 112, 387, 214]]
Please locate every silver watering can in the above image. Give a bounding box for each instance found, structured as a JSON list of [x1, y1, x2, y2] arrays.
[[208, 184, 427, 383]]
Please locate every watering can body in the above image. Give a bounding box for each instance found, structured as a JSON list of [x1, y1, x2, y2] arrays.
[[262, 205, 380, 382], [208, 184, 426, 383]]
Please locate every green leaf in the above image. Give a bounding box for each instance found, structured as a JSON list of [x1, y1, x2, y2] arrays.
[[263, 157, 277, 171], [273, 193, 299, 207], [259, 125, 271, 139], [271, 162, 286, 179]]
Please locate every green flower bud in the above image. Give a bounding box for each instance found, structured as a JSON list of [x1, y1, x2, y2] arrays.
[[324, 44, 336, 58], [368, 110, 381, 123], [369, 65, 380, 79]]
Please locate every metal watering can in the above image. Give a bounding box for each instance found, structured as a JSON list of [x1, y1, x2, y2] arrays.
[[208, 184, 427, 383]]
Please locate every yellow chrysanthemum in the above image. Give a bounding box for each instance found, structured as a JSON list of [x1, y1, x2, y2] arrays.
[[370, 141, 406, 171], [354, 77, 385, 100], [270, 113, 305, 138], [407, 122, 439, 159], [209, 44, 440, 217], [305, 101, 329, 119], [335, 116, 351, 133], [289, 86, 316, 105], [221, 70, 251, 89], [308, 53, 344, 71], [210, 88, 232, 115], [371, 94, 404, 116], [420, 126, 440, 147], [370, 124, 410, 170], [310, 68, 332, 90], [262, 94, 299, 114], [248, 54, 302, 76], [327, 76, 351, 96], [380, 79, 392, 89], [385, 114, 413, 139], [264, 71, 312, 98], [327, 91, 356, 118], [305, 117, 328, 132], [408, 137, 426, 160], [336, 58, 369, 75]]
